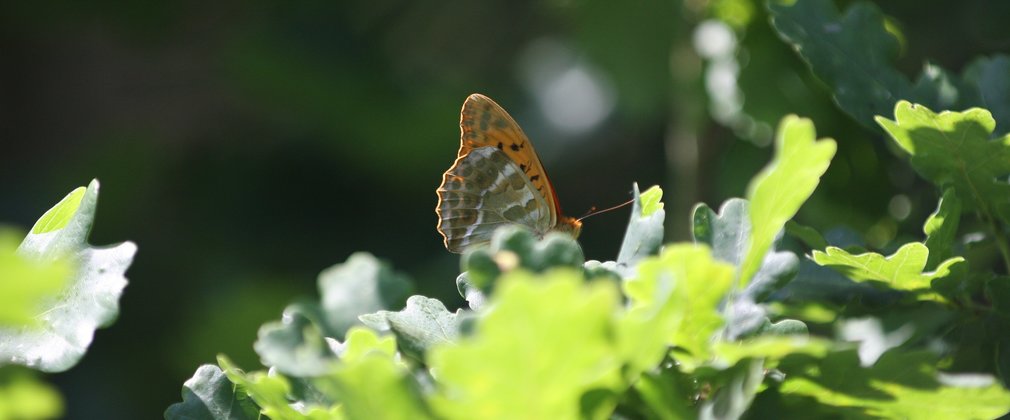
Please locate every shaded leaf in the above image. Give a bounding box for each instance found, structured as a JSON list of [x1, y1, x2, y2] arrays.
[[318, 252, 412, 339], [164, 364, 260, 420], [0, 180, 136, 372], [693, 199, 799, 302], [254, 302, 337, 377], [778, 349, 1010, 419], [218, 356, 337, 420]]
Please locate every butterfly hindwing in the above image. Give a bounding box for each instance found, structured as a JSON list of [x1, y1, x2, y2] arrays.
[[459, 94, 560, 218], [436, 147, 553, 253]]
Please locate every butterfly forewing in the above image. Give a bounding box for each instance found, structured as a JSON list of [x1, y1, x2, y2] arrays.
[[436, 147, 553, 252], [459, 94, 560, 221]]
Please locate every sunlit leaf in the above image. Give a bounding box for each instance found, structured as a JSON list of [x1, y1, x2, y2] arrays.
[[429, 271, 624, 420], [877, 102, 1010, 225], [813, 243, 964, 293], [0, 180, 136, 372], [742, 116, 835, 286]]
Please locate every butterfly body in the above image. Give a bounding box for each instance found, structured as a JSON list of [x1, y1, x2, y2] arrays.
[[436, 94, 581, 253]]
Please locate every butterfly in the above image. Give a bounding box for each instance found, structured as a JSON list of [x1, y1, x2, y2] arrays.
[[436, 94, 582, 253]]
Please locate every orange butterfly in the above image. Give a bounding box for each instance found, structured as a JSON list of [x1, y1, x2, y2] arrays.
[[436, 94, 582, 253]]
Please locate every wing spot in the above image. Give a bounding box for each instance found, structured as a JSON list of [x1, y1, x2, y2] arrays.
[[510, 143, 520, 152], [520, 163, 527, 172], [530, 175, 540, 182], [497, 142, 504, 150]]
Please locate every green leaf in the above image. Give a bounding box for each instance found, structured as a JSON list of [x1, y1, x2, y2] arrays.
[[429, 270, 624, 420], [767, 0, 913, 129], [692, 199, 799, 302], [219, 356, 337, 420], [358, 296, 461, 361], [462, 226, 586, 287], [29, 187, 85, 235], [318, 252, 412, 339], [785, 221, 828, 251], [0, 366, 63, 420], [314, 353, 434, 420], [633, 367, 697, 420], [692, 199, 801, 339], [0, 180, 137, 372], [813, 243, 964, 293], [963, 55, 1010, 134], [923, 188, 961, 270], [338, 327, 399, 365], [0, 230, 70, 327], [164, 364, 261, 420], [778, 349, 1010, 419], [617, 184, 665, 268], [254, 302, 338, 377], [767, 0, 979, 131], [622, 245, 735, 372], [877, 102, 1010, 224], [640, 185, 664, 216], [713, 335, 830, 368], [741, 116, 836, 287], [699, 359, 764, 420]]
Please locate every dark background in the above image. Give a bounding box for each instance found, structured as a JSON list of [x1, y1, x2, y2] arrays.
[[2, 0, 1009, 418]]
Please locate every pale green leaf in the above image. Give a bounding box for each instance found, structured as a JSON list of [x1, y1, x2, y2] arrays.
[[813, 243, 964, 293], [318, 252, 411, 339], [623, 245, 734, 372], [254, 303, 337, 377], [0, 180, 136, 372], [0, 367, 63, 420], [617, 184, 665, 268], [0, 231, 70, 327], [429, 271, 624, 420], [358, 296, 461, 360], [741, 116, 836, 286]]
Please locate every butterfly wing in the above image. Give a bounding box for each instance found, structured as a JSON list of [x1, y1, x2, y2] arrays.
[[436, 147, 554, 253], [459, 94, 561, 225]]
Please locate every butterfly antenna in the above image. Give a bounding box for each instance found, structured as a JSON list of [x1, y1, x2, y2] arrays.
[[577, 198, 636, 221]]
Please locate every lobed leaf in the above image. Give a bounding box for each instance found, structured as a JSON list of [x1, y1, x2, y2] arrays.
[[0, 180, 136, 372], [877, 102, 1010, 225], [0, 231, 70, 327], [358, 296, 461, 361], [254, 302, 338, 377], [778, 349, 1010, 419], [318, 252, 412, 339], [741, 116, 835, 287], [430, 271, 624, 420], [813, 243, 964, 293], [616, 184, 665, 268], [623, 244, 735, 372], [164, 364, 260, 420]]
